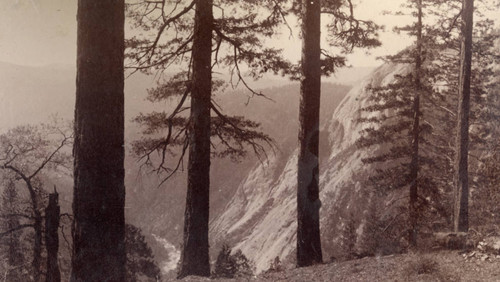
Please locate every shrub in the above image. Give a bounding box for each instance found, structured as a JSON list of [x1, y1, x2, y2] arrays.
[[403, 253, 457, 281], [264, 256, 284, 273], [405, 255, 438, 276], [125, 224, 161, 281], [213, 244, 253, 278]]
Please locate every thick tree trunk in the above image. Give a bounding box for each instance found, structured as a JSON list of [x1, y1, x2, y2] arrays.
[[408, 0, 423, 249], [454, 0, 473, 233], [297, 0, 323, 267], [72, 1, 126, 281], [45, 191, 61, 282], [177, 0, 213, 278]]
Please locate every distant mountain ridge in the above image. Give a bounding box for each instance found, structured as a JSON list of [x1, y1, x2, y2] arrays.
[[0, 61, 157, 133], [0, 62, 373, 132]]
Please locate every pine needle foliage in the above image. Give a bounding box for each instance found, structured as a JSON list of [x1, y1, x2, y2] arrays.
[[356, 0, 500, 247], [212, 244, 253, 278]]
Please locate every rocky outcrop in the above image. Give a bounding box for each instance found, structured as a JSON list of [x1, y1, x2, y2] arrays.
[[210, 63, 410, 273]]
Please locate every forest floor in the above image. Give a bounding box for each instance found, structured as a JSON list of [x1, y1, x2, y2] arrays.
[[181, 250, 500, 281]]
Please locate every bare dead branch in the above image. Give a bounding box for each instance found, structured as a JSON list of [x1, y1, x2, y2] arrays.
[[28, 134, 71, 180]]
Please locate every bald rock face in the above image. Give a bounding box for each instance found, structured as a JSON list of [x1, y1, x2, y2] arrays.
[[210, 63, 410, 273]]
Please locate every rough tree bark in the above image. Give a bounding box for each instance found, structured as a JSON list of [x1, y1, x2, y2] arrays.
[[71, 0, 126, 281], [408, 0, 423, 248], [45, 190, 61, 282], [177, 0, 213, 278], [297, 0, 323, 267], [454, 0, 473, 232]]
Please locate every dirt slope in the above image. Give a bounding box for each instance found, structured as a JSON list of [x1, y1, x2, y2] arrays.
[[181, 250, 500, 282]]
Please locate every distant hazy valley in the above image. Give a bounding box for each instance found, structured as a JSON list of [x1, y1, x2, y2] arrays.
[[0, 61, 375, 275]]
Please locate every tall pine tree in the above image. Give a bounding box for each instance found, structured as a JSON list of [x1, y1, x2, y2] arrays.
[[178, 0, 213, 277], [356, 0, 466, 248], [408, 0, 424, 248], [453, 0, 474, 233], [356, 0, 499, 248], [72, 0, 126, 280], [126, 1, 288, 277], [296, 0, 323, 267], [295, 0, 381, 265]]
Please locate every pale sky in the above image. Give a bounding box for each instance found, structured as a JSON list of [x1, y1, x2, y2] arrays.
[[0, 0, 497, 67], [0, 0, 77, 66]]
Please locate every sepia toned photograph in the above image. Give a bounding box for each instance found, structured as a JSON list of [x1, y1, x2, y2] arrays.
[[0, 0, 499, 281]]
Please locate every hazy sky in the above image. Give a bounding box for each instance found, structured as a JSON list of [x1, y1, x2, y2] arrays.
[[0, 0, 496, 67], [0, 0, 77, 66]]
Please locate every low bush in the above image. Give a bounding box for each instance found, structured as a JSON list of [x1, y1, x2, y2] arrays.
[[212, 244, 253, 278]]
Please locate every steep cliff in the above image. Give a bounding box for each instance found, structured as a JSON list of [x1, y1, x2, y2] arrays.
[[210, 63, 409, 273]]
